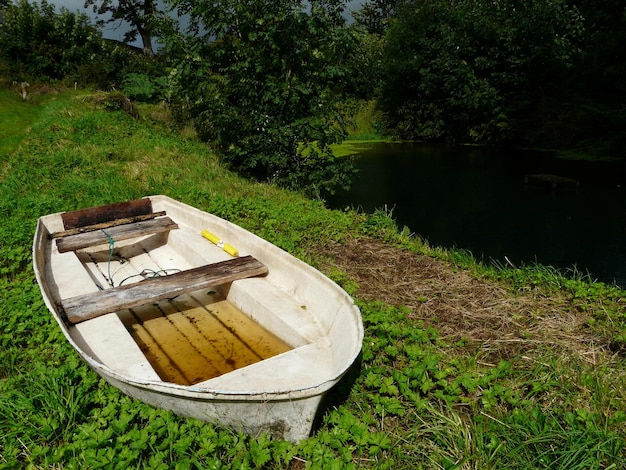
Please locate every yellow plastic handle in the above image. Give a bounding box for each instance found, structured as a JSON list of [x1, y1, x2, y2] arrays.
[[201, 230, 239, 257]]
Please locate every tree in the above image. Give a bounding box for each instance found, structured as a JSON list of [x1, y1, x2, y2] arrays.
[[0, 0, 104, 80], [378, 0, 502, 142], [560, 0, 626, 156], [84, 0, 160, 55], [352, 0, 406, 35], [164, 0, 356, 196], [378, 0, 587, 145], [342, 24, 385, 99]]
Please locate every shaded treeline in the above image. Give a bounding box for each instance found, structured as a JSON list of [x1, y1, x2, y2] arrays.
[[363, 0, 626, 158], [1, 0, 624, 195]]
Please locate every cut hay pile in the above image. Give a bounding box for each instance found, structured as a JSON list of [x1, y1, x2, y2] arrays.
[[314, 237, 614, 365]]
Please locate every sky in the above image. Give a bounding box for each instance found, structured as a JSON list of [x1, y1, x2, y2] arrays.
[[39, 0, 366, 45]]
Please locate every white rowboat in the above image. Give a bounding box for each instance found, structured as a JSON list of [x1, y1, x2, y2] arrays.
[[33, 195, 363, 442]]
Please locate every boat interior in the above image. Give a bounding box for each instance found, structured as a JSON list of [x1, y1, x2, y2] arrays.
[[35, 198, 357, 392]]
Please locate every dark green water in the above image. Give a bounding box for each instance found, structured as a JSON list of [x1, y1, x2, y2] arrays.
[[326, 143, 626, 287]]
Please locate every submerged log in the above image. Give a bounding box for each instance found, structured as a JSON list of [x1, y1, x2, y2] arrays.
[[524, 174, 579, 190]]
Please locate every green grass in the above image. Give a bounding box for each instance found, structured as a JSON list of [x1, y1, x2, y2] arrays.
[[1, 89, 626, 468], [0, 88, 44, 156], [330, 100, 393, 156], [331, 139, 387, 157], [344, 99, 388, 141]]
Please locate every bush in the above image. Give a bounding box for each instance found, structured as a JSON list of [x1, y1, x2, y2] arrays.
[[121, 73, 168, 103], [165, 0, 356, 196], [0, 0, 105, 81]]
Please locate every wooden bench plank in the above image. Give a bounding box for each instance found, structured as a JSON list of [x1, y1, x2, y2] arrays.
[[61, 255, 268, 324], [56, 217, 179, 253], [62, 198, 154, 229], [51, 211, 166, 239]]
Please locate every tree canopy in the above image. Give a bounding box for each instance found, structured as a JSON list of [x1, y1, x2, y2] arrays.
[[84, 0, 160, 55], [164, 0, 357, 195], [376, 0, 587, 145], [1, 0, 625, 195], [0, 0, 103, 80], [357, 0, 626, 156]]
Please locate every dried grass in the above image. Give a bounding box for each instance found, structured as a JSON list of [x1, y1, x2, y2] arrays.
[[312, 237, 614, 365]]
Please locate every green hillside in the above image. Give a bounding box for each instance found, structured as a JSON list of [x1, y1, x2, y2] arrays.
[[1, 90, 625, 469]]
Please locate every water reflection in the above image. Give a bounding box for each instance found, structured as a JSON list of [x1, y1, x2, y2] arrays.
[[327, 143, 626, 287]]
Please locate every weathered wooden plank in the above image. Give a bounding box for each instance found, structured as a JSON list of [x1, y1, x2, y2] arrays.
[[51, 211, 166, 239], [55, 217, 178, 253], [61, 198, 153, 230], [61, 256, 268, 324]]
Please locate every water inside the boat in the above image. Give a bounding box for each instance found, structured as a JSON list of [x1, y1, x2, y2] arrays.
[[117, 290, 292, 385]]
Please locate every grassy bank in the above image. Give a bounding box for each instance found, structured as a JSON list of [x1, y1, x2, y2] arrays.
[[1, 88, 626, 469], [0, 87, 47, 156]]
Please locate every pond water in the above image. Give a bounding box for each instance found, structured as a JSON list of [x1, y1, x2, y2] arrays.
[[326, 143, 626, 287]]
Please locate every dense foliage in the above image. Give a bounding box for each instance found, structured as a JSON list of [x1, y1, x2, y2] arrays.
[[376, 0, 584, 144], [164, 0, 357, 196], [362, 0, 626, 156], [0, 0, 104, 81], [351, 0, 403, 36], [1, 0, 625, 188]]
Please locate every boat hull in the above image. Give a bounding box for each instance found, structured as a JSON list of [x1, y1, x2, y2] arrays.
[[104, 373, 324, 442], [33, 195, 363, 442]]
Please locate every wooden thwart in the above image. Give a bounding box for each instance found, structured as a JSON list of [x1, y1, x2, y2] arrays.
[[55, 217, 178, 253], [61, 255, 268, 324], [61, 198, 154, 230], [51, 211, 167, 239]]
